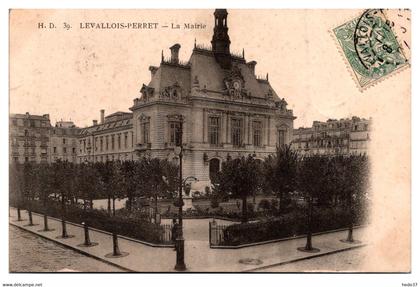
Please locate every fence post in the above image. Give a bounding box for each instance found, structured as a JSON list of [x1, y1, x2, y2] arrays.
[[209, 221, 211, 247]]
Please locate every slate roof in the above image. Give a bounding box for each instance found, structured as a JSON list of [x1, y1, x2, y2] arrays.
[[79, 112, 133, 136], [144, 47, 281, 102]]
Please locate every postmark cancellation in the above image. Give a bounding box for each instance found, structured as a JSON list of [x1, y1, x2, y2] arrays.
[[333, 9, 409, 90]]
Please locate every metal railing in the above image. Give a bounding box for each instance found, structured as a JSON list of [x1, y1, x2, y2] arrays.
[[159, 223, 173, 244], [209, 222, 229, 246]]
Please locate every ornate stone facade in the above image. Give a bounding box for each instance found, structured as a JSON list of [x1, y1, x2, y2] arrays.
[[130, 9, 295, 188]]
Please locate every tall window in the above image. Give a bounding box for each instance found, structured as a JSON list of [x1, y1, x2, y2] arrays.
[[208, 116, 220, 146], [63, 138, 66, 144], [63, 147, 67, 154], [142, 122, 150, 144], [169, 122, 181, 145], [231, 118, 243, 147], [124, 133, 128, 148], [100, 137, 103, 151], [111, 135, 115, 150], [278, 130, 286, 147], [106, 136, 109, 150], [117, 134, 121, 149], [253, 121, 262, 147]]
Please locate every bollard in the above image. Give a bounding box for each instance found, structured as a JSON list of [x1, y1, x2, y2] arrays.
[[77, 222, 98, 247], [105, 232, 129, 258]]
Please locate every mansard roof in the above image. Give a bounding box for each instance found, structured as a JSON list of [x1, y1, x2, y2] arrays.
[[136, 47, 281, 104], [190, 48, 279, 100], [79, 112, 133, 136]]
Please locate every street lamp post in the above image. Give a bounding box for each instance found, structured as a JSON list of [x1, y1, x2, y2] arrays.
[[174, 117, 186, 271]]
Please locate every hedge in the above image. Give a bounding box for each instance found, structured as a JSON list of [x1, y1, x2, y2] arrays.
[[14, 200, 170, 244], [220, 206, 366, 246]]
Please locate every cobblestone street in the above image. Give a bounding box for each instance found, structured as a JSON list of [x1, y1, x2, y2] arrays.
[[9, 225, 123, 272]]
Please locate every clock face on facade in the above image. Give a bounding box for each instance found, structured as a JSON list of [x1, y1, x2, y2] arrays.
[[233, 80, 241, 90]]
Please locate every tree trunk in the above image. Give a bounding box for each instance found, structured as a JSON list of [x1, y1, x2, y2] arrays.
[[107, 195, 111, 216], [43, 214, 49, 230], [83, 199, 87, 212], [17, 208, 22, 221], [112, 196, 116, 217], [305, 196, 314, 250], [346, 192, 354, 242], [28, 210, 33, 225], [154, 194, 158, 223], [61, 218, 68, 238], [278, 193, 282, 215], [241, 196, 248, 223], [127, 194, 132, 212], [112, 232, 122, 256], [83, 222, 92, 246], [61, 192, 68, 238]]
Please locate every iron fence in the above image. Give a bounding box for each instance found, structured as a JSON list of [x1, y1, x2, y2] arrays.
[[209, 222, 229, 246], [159, 223, 173, 244]]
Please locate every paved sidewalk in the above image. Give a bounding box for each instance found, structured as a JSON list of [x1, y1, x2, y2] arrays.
[[9, 207, 367, 272]]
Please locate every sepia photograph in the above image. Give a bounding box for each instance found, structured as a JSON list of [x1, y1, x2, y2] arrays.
[[7, 7, 411, 276]]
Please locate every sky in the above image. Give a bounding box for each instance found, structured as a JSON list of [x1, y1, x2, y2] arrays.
[[9, 9, 409, 128]]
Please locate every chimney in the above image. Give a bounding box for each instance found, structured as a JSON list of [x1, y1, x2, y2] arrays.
[[100, 109, 105, 124], [149, 66, 158, 78], [170, 44, 181, 64], [93, 120, 98, 126], [247, 61, 257, 75]]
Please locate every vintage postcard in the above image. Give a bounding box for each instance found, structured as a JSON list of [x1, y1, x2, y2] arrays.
[[8, 9, 411, 274]]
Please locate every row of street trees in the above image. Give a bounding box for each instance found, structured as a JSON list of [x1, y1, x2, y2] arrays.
[[213, 145, 370, 248], [9, 158, 179, 221]]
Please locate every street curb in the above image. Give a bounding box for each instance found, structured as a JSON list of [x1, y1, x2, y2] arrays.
[[210, 225, 366, 249], [9, 222, 135, 272], [244, 244, 367, 272]]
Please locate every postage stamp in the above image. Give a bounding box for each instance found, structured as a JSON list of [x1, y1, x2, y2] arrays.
[[333, 9, 409, 89]]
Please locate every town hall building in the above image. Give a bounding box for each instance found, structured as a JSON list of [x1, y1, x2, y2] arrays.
[[77, 9, 295, 189]]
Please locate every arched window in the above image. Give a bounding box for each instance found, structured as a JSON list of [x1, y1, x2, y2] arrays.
[[209, 158, 220, 182]]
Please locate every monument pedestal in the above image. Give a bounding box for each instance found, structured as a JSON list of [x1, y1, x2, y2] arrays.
[[182, 196, 193, 211]]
